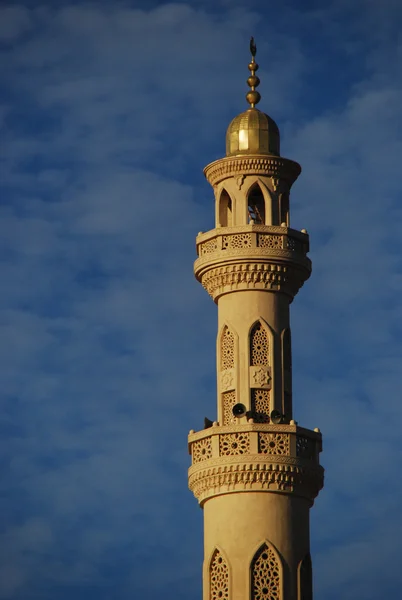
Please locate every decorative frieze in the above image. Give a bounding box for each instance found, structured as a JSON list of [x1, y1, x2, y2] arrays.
[[188, 425, 324, 503], [197, 262, 308, 301], [188, 457, 324, 505], [197, 227, 309, 259], [204, 155, 301, 187]]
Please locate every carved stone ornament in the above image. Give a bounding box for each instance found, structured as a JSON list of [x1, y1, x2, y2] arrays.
[[271, 176, 280, 191], [204, 155, 301, 187], [252, 367, 271, 388], [198, 262, 308, 301], [188, 458, 324, 505], [236, 174, 245, 190], [221, 370, 234, 391]]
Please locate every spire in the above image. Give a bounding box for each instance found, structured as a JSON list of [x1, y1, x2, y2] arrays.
[[225, 37, 280, 157], [246, 37, 261, 108]]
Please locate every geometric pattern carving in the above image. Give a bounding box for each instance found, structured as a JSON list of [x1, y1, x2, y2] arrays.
[[210, 549, 229, 600], [250, 322, 269, 366], [192, 437, 213, 463], [251, 543, 281, 600], [220, 432, 250, 456], [200, 237, 218, 255], [251, 389, 270, 423], [251, 367, 271, 387], [259, 433, 289, 455], [221, 369, 234, 391], [222, 391, 237, 425], [258, 234, 283, 249], [221, 326, 235, 371], [189, 459, 325, 504], [286, 237, 303, 253], [199, 262, 308, 301], [204, 155, 301, 188], [298, 553, 312, 600], [222, 233, 252, 249], [296, 436, 315, 460]]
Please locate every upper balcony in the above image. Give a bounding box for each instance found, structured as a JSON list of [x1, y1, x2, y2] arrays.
[[194, 225, 311, 301], [196, 224, 309, 258], [188, 422, 324, 504]]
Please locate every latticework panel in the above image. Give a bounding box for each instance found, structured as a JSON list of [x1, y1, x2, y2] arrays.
[[298, 553, 312, 600], [296, 436, 315, 460], [250, 322, 269, 366], [222, 233, 252, 249], [220, 432, 250, 456], [251, 389, 270, 423], [210, 549, 229, 600], [258, 234, 283, 249], [192, 438, 213, 463], [259, 433, 289, 455], [222, 391, 237, 425], [221, 326, 235, 371], [286, 237, 303, 253], [251, 544, 281, 600], [200, 238, 218, 255]]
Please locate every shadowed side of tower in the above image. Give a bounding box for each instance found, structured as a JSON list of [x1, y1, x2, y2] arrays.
[[188, 39, 324, 600]]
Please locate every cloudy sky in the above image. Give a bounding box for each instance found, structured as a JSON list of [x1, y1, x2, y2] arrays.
[[1, 0, 402, 598]]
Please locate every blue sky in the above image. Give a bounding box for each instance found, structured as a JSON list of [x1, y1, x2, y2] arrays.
[[1, 1, 402, 598]]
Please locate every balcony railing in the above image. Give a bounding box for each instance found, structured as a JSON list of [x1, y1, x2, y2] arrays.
[[196, 226, 309, 259]]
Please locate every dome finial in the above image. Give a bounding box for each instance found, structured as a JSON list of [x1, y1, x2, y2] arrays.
[[247, 37, 261, 108]]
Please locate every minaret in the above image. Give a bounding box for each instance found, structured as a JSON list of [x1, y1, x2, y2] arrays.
[[188, 39, 324, 600]]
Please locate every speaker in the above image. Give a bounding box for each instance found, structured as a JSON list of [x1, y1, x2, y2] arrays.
[[232, 403, 247, 417], [270, 409, 284, 424], [204, 417, 213, 429]]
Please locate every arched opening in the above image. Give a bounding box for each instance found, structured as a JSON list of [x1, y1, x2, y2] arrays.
[[250, 321, 269, 367], [248, 184, 265, 224], [298, 553, 312, 600], [250, 543, 281, 600], [210, 548, 230, 600], [250, 321, 271, 423], [219, 189, 233, 227], [279, 192, 289, 226], [282, 329, 292, 420]]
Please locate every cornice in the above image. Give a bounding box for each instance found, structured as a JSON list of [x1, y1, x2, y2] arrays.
[[195, 260, 310, 301], [188, 457, 324, 505], [196, 225, 309, 245], [204, 155, 301, 187]]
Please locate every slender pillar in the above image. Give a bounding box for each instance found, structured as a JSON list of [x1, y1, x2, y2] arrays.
[[188, 39, 323, 600]]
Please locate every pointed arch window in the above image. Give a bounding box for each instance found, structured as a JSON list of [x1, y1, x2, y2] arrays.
[[251, 543, 281, 599], [250, 322, 269, 367], [281, 329, 292, 419], [210, 548, 229, 600], [279, 193, 289, 226], [250, 321, 271, 423], [219, 189, 233, 227], [248, 184, 265, 224], [298, 553, 312, 600], [221, 326, 235, 371]]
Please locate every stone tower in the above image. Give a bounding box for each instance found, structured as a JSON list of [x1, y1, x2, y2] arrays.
[[188, 40, 324, 600]]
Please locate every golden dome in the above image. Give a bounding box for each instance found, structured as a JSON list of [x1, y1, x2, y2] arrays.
[[225, 37, 280, 157], [226, 108, 280, 157]]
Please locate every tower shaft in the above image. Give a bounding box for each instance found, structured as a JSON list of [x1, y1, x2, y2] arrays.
[[188, 41, 323, 600]]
